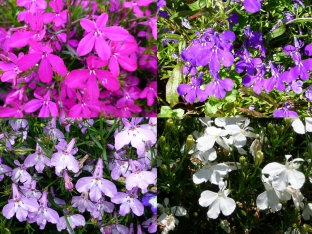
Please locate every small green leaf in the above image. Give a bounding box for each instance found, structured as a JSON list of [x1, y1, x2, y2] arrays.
[[166, 62, 183, 107], [264, 23, 286, 41]]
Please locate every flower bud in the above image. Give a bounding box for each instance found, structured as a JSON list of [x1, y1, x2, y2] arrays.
[[255, 151, 264, 166], [268, 123, 274, 130], [185, 135, 194, 152], [166, 119, 174, 128], [239, 156, 247, 167], [158, 136, 166, 146], [280, 125, 284, 133], [12, 147, 32, 156], [273, 130, 278, 136], [302, 224, 312, 233], [160, 164, 168, 174]]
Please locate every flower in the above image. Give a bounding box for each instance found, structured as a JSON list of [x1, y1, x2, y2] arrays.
[[24, 143, 51, 173], [273, 102, 298, 118], [262, 155, 305, 190], [57, 214, 86, 233], [244, 0, 262, 13], [199, 180, 236, 219], [196, 126, 229, 152]]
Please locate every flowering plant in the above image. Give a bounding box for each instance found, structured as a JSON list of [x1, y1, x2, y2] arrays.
[[157, 117, 312, 233], [0, 117, 157, 233], [0, 0, 157, 117], [158, 0, 312, 117]]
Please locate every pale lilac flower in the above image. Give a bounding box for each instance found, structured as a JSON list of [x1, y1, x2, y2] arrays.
[[115, 118, 156, 156], [199, 181, 236, 219], [63, 170, 74, 191], [71, 192, 95, 213], [75, 158, 117, 202], [142, 213, 157, 233], [111, 188, 144, 216], [24, 143, 51, 173], [0, 157, 12, 181], [90, 198, 114, 220], [2, 183, 39, 222], [35, 190, 59, 229], [11, 160, 32, 184], [57, 214, 86, 233], [43, 118, 65, 141], [19, 179, 42, 200], [50, 138, 79, 175], [262, 155, 305, 190]]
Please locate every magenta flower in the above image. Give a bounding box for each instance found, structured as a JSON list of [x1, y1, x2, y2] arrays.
[[65, 55, 120, 101], [2, 183, 39, 222], [139, 81, 157, 106], [77, 13, 131, 60], [43, 0, 67, 27], [17, 38, 67, 83], [0, 52, 24, 85], [24, 143, 51, 173], [17, 0, 46, 13], [123, 0, 155, 18], [115, 118, 157, 156], [50, 138, 79, 175], [111, 188, 144, 216], [108, 41, 138, 77], [68, 92, 102, 117], [75, 158, 117, 202], [24, 91, 59, 117]]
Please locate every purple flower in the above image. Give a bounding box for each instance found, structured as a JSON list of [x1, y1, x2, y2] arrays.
[[177, 72, 208, 103], [181, 18, 192, 29], [235, 47, 262, 75], [282, 11, 295, 23], [263, 62, 291, 92], [90, 198, 114, 220], [273, 102, 298, 118], [242, 63, 266, 94], [110, 152, 132, 180], [50, 138, 79, 175], [24, 143, 51, 173], [285, 80, 303, 94], [305, 85, 312, 101], [2, 183, 39, 222], [19, 179, 42, 200], [244, 0, 262, 13], [111, 188, 144, 216], [115, 118, 156, 156], [43, 118, 65, 141], [205, 71, 234, 98], [142, 213, 157, 233], [142, 192, 157, 213], [75, 158, 117, 202]]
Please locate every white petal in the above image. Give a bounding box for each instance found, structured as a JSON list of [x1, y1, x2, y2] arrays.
[[267, 190, 282, 212], [220, 197, 236, 216], [164, 198, 169, 207], [171, 206, 186, 216], [288, 170, 305, 189], [199, 190, 217, 207], [272, 170, 288, 191], [196, 135, 215, 151], [292, 119, 305, 134], [305, 118, 312, 132], [207, 198, 220, 219], [262, 162, 284, 176], [193, 169, 212, 184], [256, 191, 268, 210]]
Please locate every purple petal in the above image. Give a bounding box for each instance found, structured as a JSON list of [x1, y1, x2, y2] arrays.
[[304, 44, 312, 56], [177, 84, 191, 95], [244, 0, 261, 13], [185, 88, 196, 103]]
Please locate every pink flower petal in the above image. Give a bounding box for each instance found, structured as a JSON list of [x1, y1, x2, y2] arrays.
[[38, 104, 50, 117], [77, 33, 95, 56], [65, 69, 89, 88], [17, 52, 42, 71], [80, 19, 96, 32], [96, 13, 108, 29], [95, 36, 110, 61], [117, 55, 137, 72], [24, 99, 43, 113], [102, 26, 130, 41], [48, 101, 59, 117], [47, 54, 68, 76], [39, 57, 53, 83], [96, 70, 120, 91], [9, 32, 32, 48], [86, 74, 99, 101], [108, 57, 120, 77]]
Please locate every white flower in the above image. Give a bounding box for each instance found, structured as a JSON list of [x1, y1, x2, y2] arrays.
[[284, 186, 305, 210], [291, 118, 312, 134], [196, 126, 229, 152], [225, 119, 258, 148], [157, 198, 186, 234], [256, 175, 283, 212], [192, 149, 230, 185], [214, 117, 248, 128], [262, 155, 305, 191], [302, 203, 312, 220], [199, 181, 236, 219]]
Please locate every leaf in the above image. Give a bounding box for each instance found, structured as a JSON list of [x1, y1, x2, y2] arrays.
[[237, 108, 265, 117], [166, 62, 183, 107], [238, 87, 277, 108], [187, 0, 207, 11], [158, 106, 184, 118], [286, 18, 312, 25], [89, 133, 103, 150], [264, 23, 286, 41], [162, 33, 181, 41]]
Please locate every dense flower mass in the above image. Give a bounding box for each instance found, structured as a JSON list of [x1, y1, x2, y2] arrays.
[[158, 0, 312, 117], [0, 0, 157, 117], [0, 118, 157, 233]]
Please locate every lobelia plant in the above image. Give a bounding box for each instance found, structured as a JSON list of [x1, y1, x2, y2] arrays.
[[158, 117, 312, 233], [0, 117, 157, 233], [158, 0, 312, 117], [0, 0, 157, 117]]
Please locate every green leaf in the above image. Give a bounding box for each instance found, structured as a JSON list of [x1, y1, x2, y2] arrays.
[[238, 87, 277, 108], [225, 89, 238, 102], [166, 62, 183, 107], [89, 133, 103, 150], [286, 18, 312, 25], [264, 23, 286, 41], [187, 0, 208, 11], [158, 106, 185, 117]]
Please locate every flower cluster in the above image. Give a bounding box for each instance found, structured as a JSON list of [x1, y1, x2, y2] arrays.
[[158, 0, 312, 117], [0, 117, 157, 233], [0, 0, 157, 117]]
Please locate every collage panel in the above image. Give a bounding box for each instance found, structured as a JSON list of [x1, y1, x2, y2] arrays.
[[0, 117, 157, 233], [157, 117, 312, 233], [0, 0, 156, 118], [157, 0, 312, 118]]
